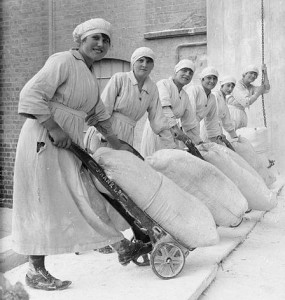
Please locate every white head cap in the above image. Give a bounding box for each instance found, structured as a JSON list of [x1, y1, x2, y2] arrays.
[[220, 75, 236, 86], [242, 65, 259, 77], [130, 47, 155, 66], [200, 66, 219, 79], [73, 18, 112, 44], [174, 59, 195, 73]]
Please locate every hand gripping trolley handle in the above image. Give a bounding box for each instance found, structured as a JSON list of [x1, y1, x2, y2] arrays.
[[69, 142, 193, 279], [217, 135, 236, 152]]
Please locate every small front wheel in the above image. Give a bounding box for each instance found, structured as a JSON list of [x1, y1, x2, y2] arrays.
[[150, 242, 185, 279]]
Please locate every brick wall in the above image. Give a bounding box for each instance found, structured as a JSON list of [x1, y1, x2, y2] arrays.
[[0, 0, 49, 207], [0, 0, 206, 207]]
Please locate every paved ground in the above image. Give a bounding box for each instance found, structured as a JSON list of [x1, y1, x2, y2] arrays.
[[0, 208, 12, 239], [200, 185, 285, 300], [1, 175, 284, 300]]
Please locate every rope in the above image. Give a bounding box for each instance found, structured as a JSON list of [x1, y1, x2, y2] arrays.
[[261, 0, 267, 127]]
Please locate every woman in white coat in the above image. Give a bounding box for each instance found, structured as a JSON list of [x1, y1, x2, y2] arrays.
[[12, 18, 151, 291], [84, 47, 176, 154], [185, 66, 222, 143], [84, 46, 176, 253], [228, 64, 270, 130], [140, 59, 202, 157], [213, 76, 238, 140]]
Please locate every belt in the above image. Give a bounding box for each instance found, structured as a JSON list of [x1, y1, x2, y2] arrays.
[[50, 102, 87, 119], [112, 111, 136, 127], [228, 104, 245, 112]]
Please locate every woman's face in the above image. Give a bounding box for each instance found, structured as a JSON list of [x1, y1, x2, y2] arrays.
[[202, 75, 218, 91], [243, 71, 258, 84], [80, 33, 110, 64], [221, 82, 235, 95], [174, 68, 194, 87], [133, 57, 154, 81]]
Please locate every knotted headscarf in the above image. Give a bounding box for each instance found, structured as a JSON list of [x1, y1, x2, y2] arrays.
[[242, 65, 259, 77], [220, 75, 236, 86], [73, 18, 112, 44], [130, 47, 155, 66], [199, 66, 219, 79], [174, 59, 195, 73]]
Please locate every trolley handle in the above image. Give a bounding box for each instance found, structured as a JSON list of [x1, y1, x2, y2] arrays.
[[217, 135, 235, 152], [174, 133, 205, 160]]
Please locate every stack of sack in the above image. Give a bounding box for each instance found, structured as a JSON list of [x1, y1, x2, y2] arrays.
[[145, 149, 248, 227], [231, 136, 276, 188], [235, 127, 276, 187], [93, 147, 219, 249], [197, 142, 277, 211]]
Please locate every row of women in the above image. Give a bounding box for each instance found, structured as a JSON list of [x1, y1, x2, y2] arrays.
[[12, 17, 270, 291]]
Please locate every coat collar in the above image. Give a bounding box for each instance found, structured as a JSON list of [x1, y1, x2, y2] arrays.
[[127, 71, 151, 94]]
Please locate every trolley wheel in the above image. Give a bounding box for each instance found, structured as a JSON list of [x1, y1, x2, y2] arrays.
[[150, 242, 185, 279]]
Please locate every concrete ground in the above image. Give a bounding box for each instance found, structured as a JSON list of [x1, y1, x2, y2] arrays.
[[0, 208, 28, 273], [200, 181, 285, 300], [1, 176, 284, 300]]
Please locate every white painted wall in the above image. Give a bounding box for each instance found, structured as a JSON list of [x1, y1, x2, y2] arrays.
[[207, 0, 285, 174]]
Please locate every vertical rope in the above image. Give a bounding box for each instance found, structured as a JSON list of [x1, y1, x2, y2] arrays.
[[261, 0, 267, 127], [48, 0, 55, 56]]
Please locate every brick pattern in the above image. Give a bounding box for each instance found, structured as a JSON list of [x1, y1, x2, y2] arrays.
[[0, 0, 206, 207], [0, 0, 49, 207]]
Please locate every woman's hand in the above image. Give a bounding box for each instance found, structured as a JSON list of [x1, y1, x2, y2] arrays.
[[257, 84, 267, 95], [261, 64, 267, 73], [48, 127, 72, 148], [42, 117, 72, 148], [261, 64, 270, 90], [170, 125, 186, 141]]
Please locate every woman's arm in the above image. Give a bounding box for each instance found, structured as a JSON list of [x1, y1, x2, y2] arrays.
[[95, 118, 134, 152], [42, 117, 72, 148], [181, 96, 202, 144], [19, 53, 70, 118], [101, 73, 121, 115]]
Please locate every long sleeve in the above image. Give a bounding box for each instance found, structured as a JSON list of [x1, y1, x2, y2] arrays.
[[147, 88, 176, 148], [100, 74, 121, 115], [181, 106, 201, 144], [204, 97, 221, 138], [85, 88, 111, 126], [214, 92, 235, 133], [221, 104, 235, 132], [147, 88, 170, 135], [185, 86, 198, 119], [231, 83, 252, 108], [18, 53, 70, 117], [162, 106, 177, 128], [94, 118, 114, 137]]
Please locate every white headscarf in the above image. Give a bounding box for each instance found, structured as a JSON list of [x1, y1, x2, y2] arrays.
[[73, 18, 112, 44], [200, 66, 219, 79], [174, 59, 195, 73], [130, 47, 155, 66], [242, 65, 259, 77], [220, 75, 236, 86]]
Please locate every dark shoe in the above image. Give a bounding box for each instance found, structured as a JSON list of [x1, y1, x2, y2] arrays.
[[118, 241, 152, 266], [98, 245, 114, 254], [25, 267, 72, 291]]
